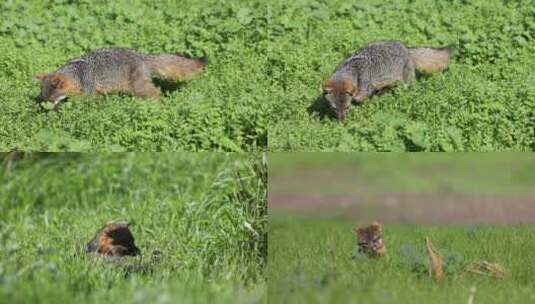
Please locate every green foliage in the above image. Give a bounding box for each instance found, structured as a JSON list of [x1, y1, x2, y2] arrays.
[[0, 153, 267, 303], [0, 0, 270, 151], [267, 0, 535, 151], [269, 214, 535, 303], [398, 243, 465, 277], [1, 0, 533, 151]]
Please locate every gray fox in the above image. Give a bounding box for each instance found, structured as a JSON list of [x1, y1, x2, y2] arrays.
[[35, 48, 207, 105], [324, 41, 452, 120], [85, 221, 140, 257]]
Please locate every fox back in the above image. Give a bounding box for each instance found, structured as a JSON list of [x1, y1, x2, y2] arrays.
[[55, 48, 153, 96], [337, 41, 410, 87]]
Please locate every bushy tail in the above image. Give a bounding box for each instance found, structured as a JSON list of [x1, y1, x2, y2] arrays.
[[409, 46, 452, 74], [143, 53, 207, 81]]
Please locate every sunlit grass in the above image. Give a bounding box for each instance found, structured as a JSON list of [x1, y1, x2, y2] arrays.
[[0, 153, 267, 304]]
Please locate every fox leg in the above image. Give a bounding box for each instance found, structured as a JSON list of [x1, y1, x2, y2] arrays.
[[403, 59, 416, 83], [352, 84, 373, 103], [133, 81, 160, 100], [353, 91, 371, 103], [130, 69, 160, 100]]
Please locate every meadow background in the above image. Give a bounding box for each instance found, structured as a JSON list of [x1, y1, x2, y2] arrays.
[[267, 0, 535, 151], [0, 153, 267, 303], [269, 153, 535, 303]]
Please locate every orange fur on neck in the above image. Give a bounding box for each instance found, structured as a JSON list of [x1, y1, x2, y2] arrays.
[[53, 73, 82, 95], [324, 75, 355, 94]]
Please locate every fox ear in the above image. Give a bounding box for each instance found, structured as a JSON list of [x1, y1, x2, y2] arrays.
[[49, 74, 66, 88], [35, 73, 47, 81]]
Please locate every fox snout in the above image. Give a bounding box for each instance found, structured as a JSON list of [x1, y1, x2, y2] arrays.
[[324, 93, 349, 121], [39, 91, 68, 104], [35, 72, 78, 106], [334, 108, 346, 121]]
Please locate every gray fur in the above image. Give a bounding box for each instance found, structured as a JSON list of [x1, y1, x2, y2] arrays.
[[57, 48, 150, 94], [337, 41, 411, 93], [325, 41, 451, 120]]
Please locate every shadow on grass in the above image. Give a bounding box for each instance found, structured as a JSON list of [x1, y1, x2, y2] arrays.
[[307, 95, 368, 122], [402, 137, 426, 152], [152, 78, 187, 95], [307, 96, 334, 120]]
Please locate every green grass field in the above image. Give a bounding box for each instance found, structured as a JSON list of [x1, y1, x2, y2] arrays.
[[2, 0, 533, 151], [0, 1, 271, 151], [269, 214, 535, 303], [0, 153, 267, 303], [267, 0, 535, 151]]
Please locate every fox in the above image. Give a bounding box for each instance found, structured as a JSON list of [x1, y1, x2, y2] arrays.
[[324, 41, 452, 120], [352, 221, 386, 258], [35, 48, 207, 106], [85, 221, 140, 257]]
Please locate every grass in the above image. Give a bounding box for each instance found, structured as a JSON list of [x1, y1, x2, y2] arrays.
[[267, 0, 535, 151], [0, 153, 267, 304], [269, 214, 535, 303], [269, 153, 535, 302], [2, 0, 533, 151], [0, 0, 271, 151]]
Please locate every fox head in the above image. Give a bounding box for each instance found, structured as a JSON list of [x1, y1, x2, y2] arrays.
[[86, 221, 140, 257], [353, 221, 386, 257], [35, 73, 80, 105], [323, 76, 355, 120]]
